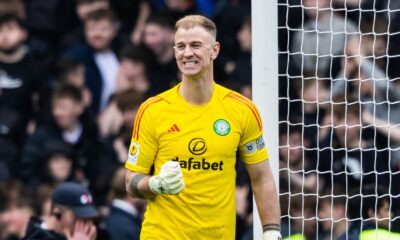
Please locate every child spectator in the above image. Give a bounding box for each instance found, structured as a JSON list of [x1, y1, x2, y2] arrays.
[[20, 85, 117, 204], [53, 58, 92, 108]]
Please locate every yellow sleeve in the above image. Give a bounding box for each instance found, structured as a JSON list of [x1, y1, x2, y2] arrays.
[[238, 101, 269, 164], [125, 98, 161, 174]]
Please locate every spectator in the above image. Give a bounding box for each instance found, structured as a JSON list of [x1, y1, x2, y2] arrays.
[[20, 85, 117, 204], [61, 0, 110, 49], [64, 9, 120, 114], [41, 141, 76, 187], [332, 36, 400, 171], [52, 58, 92, 108], [23, 0, 76, 67], [0, 12, 48, 180], [107, 0, 151, 45], [283, 195, 318, 239], [104, 167, 145, 240], [359, 185, 400, 239], [116, 45, 151, 95], [226, 16, 252, 98], [319, 98, 389, 194], [290, 0, 358, 78], [279, 124, 319, 195], [213, 0, 250, 83], [23, 182, 100, 240], [97, 88, 144, 154], [319, 194, 360, 239], [143, 13, 179, 95], [1, 182, 34, 240]]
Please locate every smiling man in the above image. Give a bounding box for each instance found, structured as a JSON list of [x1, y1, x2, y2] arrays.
[[125, 15, 281, 240]]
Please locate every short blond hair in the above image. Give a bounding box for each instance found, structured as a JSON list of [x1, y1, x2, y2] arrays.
[[175, 15, 217, 40]]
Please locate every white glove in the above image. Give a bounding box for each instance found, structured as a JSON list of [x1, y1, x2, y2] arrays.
[[149, 161, 184, 194], [264, 230, 282, 240]]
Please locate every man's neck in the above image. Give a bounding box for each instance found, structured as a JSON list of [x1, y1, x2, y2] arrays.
[[0, 46, 26, 63], [180, 72, 214, 105]]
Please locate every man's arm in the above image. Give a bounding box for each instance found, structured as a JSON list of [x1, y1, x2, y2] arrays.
[[245, 160, 281, 235], [126, 170, 156, 199]]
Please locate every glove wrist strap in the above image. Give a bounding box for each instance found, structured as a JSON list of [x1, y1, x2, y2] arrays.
[[263, 224, 280, 232]]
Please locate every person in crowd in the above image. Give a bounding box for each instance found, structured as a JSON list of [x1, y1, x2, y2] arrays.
[[290, 0, 358, 78], [283, 195, 318, 239], [110, 89, 144, 163], [53, 58, 92, 108], [98, 45, 149, 139], [142, 13, 179, 94], [359, 185, 400, 239], [104, 167, 145, 240], [1, 182, 34, 240], [23, 182, 100, 240], [319, 96, 389, 194], [61, 0, 110, 49], [226, 16, 252, 98], [0, 12, 48, 180], [64, 9, 120, 114], [20, 85, 117, 204], [279, 124, 319, 195], [318, 194, 360, 239]]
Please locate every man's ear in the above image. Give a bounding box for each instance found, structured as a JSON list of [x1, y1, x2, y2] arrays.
[[211, 42, 220, 60]]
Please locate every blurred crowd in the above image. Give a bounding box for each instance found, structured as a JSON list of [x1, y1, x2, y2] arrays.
[[0, 0, 256, 239], [279, 0, 400, 239], [1, 0, 400, 239]]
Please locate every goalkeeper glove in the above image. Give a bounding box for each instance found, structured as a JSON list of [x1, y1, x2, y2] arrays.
[[263, 230, 282, 240], [149, 161, 184, 194]]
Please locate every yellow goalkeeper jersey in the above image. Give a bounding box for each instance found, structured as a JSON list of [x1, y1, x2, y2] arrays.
[[125, 83, 268, 240]]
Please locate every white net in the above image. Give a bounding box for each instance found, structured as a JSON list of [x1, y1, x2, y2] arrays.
[[278, 0, 400, 238]]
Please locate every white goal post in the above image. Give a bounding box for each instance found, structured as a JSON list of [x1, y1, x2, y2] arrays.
[[251, 0, 279, 239], [252, 0, 400, 239]]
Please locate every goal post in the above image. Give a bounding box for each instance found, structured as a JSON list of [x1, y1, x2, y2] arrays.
[[251, 0, 279, 239], [252, 0, 400, 239]]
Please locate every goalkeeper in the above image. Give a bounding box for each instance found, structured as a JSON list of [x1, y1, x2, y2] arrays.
[[125, 14, 281, 240]]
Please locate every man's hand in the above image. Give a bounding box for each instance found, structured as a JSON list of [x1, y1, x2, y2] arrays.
[[64, 220, 97, 240], [149, 161, 184, 194], [263, 230, 282, 240]]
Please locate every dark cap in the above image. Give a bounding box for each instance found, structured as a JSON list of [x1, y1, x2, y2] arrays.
[[52, 182, 98, 218]]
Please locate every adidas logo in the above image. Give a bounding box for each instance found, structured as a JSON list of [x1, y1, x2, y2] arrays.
[[168, 124, 180, 133]]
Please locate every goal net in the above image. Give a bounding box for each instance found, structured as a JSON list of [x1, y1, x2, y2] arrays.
[[278, 0, 400, 238]]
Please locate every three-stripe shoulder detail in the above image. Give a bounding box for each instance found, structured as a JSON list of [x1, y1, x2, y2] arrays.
[[226, 92, 263, 130], [133, 97, 163, 140]]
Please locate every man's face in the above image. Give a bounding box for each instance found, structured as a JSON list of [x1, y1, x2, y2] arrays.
[[319, 201, 345, 231], [53, 206, 76, 233], [2, 205, 31, 236], [0, 21, 27, 51], [143, 23, 174, 56], [174, 26, 220, 78], [52, 97, 83, 130], [84, 19, 115, 51], [376, 200, 393, 229]]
